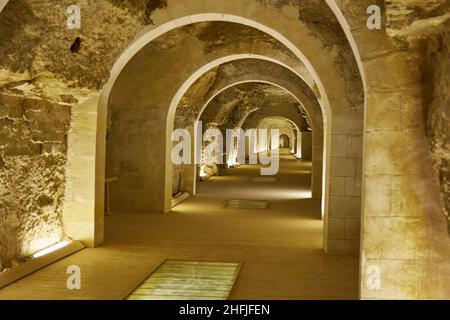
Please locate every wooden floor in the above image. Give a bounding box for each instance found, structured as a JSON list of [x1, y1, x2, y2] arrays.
[[0, 150, 359, 300]]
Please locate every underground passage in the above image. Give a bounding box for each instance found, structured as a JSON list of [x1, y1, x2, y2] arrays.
[[0, 0, 449, 301]]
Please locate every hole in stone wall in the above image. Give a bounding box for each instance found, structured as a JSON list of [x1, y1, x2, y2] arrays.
[[70, 37, 81, 53]]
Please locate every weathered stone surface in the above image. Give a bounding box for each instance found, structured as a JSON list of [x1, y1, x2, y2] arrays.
[[0, 0, 447, 300], [0, 93, 70, 269], [422, 26, 450, 226], [255, 0, 364, 113], [383, 1, 450, 225], [0, 0, 153, 94]]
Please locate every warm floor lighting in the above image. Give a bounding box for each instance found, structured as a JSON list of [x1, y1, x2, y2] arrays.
[[199, 165, 207, 178], [32, 240, 70, 259], [227, 158, 237, 168]]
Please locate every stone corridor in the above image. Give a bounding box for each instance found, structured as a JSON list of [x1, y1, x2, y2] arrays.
[[0, 151, 358, 300], [0, 1, 449, 300]]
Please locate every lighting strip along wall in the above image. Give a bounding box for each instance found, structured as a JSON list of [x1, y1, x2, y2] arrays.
[[0, 241, 85, 289], [171, 192, 190, 208], [126, 260, 242, 300]]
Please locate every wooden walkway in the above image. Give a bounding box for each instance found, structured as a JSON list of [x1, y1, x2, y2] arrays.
[[0, 152, 359, 300]]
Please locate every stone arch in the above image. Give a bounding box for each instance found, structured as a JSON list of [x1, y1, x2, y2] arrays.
[[183, 76, 322, 203], [241, 101, 310, 159], [172, 55, 328, 202], [0, 0, 446, 300], [241, 101, 306, 135], [325, 0, 449, 299], [171, 58, 324, 206], [255, 116, 297, 152], [94, 6, 363, 256], [279, 134, 291, 149], [0, 1, 9, 13]]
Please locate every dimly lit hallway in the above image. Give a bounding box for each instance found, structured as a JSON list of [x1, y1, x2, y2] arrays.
[[0, 150, 358, 300]]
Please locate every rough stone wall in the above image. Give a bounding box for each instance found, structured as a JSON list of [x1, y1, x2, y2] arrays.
[[0, 0, 161, 270], [0, 94, 70, 270], [256, 0, 364, 113], [422, 25, 450, 227], [297, 0, 365, 113], [243, 103, 307, 132], [176, 68, 219, 128], [202, 85, 266, 128], [191, 21, 298, 61], [177, 59, 320, 129], [334, 0, 450, 299], [0, 0, 153, 103], [1, 3, 304, 104], [384, 0, 450, 228]]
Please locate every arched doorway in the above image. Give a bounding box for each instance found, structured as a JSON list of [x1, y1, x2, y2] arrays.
[[85, 4, 364, 259], [279, 134, 290, 149], [95, 13, 364, 256]]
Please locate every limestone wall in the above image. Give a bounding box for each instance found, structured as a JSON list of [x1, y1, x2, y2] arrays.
[[0, 93, 70, 270], [384, 0, 450, 230], [300, 131, 312, 160], [333, 0, 450, 299], [422, 26, 450, 228], [0, 0, 151, 99]]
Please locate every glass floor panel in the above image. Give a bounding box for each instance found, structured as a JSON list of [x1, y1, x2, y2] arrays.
[[127, 260, 241, 300]]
